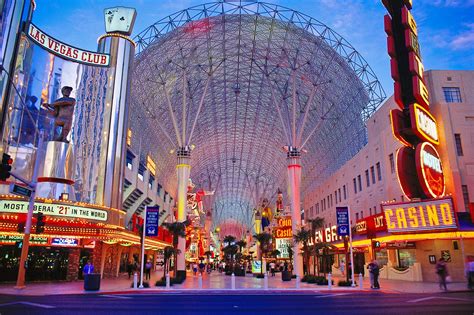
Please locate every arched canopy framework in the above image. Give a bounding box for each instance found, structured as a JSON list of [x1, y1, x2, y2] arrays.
[[130, 1, 385, 235]]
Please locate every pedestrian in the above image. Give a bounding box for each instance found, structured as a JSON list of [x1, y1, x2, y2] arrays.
[[199, 261, 205, 274], [193, 262, 198, 275], [145, 260, 152, 280], [127, 260, 133, 279], [270, 261, 276, 277], [283, 261, 288, 271], [467, 259, 474, 290], [436, 257, 448, 291], [340, 260, 345, 276], [367, 260, 380, 289], [83, 260, 94, 275]]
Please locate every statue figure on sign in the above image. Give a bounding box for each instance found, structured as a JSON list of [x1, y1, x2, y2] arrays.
[[42, 86, 76, 142]]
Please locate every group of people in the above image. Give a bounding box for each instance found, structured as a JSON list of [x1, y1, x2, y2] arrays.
[[191, 262, 213, 275], [126, 260, 153, 280], [267, 261, 289, 276]]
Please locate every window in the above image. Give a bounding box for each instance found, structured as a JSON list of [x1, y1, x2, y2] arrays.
[[360, 211, 364, 219], [454, 134, 464, 156], [365, 170, 370, 187], [389, 153, 395, 174], [343, 185, 347, 199], [462, 185, 470, 210], [157, 184, 162, 196], [356, 212, 359, 220], [371, 166, 376, 184], [338, 188, 342, 202], [148, 175, 154, 189], [374, 205, 377, 214], [138, 163, 146, 181], [358, 175, 362, 192], [369, 207, 372, 216], [126, 150, 135, 170], [443, 87, 462, 103], [376, 162, 382, 181], [164, 192, 168, 202], [353, 178, 357, 194], [335, 191, 338, 204]]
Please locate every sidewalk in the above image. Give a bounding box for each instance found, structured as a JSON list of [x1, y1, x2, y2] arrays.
[[0, 271, 470, 296]]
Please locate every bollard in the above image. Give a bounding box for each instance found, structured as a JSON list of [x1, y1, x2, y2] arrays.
[[231, 273, 236, 290], [264, 273, 268, 290], [295, 275, 300, 289], [166, 273, 170, 288], [133, 272, 138, 289], [359, 273, 363, 289], [328, 273, 332, 290], [198, 273, 203, 289]]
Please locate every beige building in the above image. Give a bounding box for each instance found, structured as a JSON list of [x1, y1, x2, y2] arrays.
[[303, 70, 474, 282]]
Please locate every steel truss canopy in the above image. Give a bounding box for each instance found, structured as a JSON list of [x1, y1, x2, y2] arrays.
[[130, 1, 385, 233]]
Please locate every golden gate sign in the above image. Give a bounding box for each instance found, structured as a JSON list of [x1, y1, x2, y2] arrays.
[[383, 0, 446, 200]]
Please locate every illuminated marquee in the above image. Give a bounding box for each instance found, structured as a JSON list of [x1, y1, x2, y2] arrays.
[[0, 200, 108, 221], [27, 23, 110, 66], [382, 198, 456, 233], [410, 104, 439, 145], [416, 142, 446, 198], [274, 216, 292, 239]]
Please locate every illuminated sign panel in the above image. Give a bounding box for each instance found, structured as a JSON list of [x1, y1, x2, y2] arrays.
[[0, 200, 108, 221], [27, 24, 110, 66], [275, 238, 291, 259], [51, 238, 79, 247], [383, 198, 456, 233], [355, 213, 387, 234], [416, 142, 446, 198], [274, 216, 292, 239], [410, 104, 439, 145], [0, 235, 48, 245], [315, 225, 341, 243]]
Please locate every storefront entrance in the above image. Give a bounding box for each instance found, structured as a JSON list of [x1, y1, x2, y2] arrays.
[[0, 245, 69, 282]]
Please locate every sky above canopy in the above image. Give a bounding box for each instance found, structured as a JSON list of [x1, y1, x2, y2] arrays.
[[33, 0, 474, 95]]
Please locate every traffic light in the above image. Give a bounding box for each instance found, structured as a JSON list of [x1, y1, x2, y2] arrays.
[[35, 212, 45, 234], [17, 222, 25, 233], [0, 153, 13, 181]]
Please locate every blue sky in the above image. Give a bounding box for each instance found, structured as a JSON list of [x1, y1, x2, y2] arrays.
[[32, 0, 474, 94]]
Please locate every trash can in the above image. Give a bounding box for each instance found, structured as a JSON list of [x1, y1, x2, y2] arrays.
[[84, 273, 101, 291]]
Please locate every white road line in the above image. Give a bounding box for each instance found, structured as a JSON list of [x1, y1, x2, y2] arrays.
[[314, 293, 352, 298], [407, 296, 437, 303], [0, 301, 56, 309], [100, 295, 133, 299]]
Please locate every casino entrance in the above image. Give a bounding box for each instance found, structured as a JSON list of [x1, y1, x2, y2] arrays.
[[0, 245, 69, 282]]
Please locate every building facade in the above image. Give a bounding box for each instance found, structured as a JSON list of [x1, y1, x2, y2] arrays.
[[303, 70, 474, 282]]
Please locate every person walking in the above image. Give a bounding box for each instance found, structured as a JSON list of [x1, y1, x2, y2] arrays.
[[192, 263, 198, 275], [367, 260, 380, 289], [436, 257, 448, 291], [270, 261, 276, 277], [145, 260, 152, 280], [127, 260, 133, 279]]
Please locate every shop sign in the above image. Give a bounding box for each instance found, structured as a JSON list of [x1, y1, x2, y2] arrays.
[[27, 23, 110, 66], [336, 207, 349, 237], [416, 142, 446, 198], [252, 261, 262, 273], [315, 225, 341, 243], [441, 250, 451, 262], [386, 241, 416, 249], [274, 216, 292, 239], [0, 200, 108, 222], [275, 238, 291, 259], [355, 213, 386, 235], [145, 206, 159, 237], [0, 235, 48, 245], [83, 240, 96, 249], [51, 238, 79, 247], [382, 198, 456, 233]]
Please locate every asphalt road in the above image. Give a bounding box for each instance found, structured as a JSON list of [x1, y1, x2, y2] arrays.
[[0, 291, 473, 315]]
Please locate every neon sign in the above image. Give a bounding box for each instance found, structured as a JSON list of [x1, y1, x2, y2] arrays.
[[382, 198, 456, 233], [416, 142, 445, 198], [410, 104, 439, 145]]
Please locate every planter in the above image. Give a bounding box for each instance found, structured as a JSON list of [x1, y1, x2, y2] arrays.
[[281, 270, 292, 281]]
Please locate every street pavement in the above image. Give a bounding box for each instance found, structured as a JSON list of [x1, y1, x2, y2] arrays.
[[0, 270, 471, 295], [0, 290, 473, 314]]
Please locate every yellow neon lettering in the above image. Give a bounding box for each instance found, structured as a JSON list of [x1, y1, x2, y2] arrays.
[[407, 207, 419, 228], [440, 203, 453, 225], [385, 209, 396, 229], [396, 208, 408, 229], [426, 205, 439, 226], [418, 206, 427, 226]]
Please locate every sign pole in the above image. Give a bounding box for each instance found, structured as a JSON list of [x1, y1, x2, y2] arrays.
[[15, 133, 43, 289], [348, 206, 355, 287], [139, 206, 148, 288]]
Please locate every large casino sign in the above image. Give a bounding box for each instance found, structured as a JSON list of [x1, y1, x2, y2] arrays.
[[383, 0, 446, 200]]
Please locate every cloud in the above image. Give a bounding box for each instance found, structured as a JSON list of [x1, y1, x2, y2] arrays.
[[451, 23, 474, 50], [425, 0, 474, 7]]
